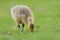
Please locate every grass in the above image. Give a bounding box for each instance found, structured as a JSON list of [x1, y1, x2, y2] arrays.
[[0, 0, 60, 40]]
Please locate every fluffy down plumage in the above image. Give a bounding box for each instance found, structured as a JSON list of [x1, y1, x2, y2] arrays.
[[10, 5, 34, 32]]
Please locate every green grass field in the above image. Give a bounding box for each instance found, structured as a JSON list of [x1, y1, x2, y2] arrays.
[[0, 0, 60, 40]]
